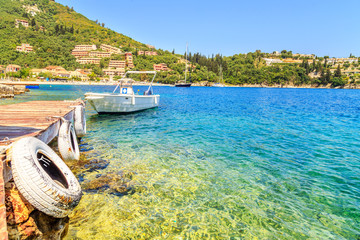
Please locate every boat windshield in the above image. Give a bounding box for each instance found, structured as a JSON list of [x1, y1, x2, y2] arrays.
[[119, 78, 134, 87]]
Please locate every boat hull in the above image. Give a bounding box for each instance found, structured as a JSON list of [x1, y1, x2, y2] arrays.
[[175, 83, 191, 87], [85, 93, 160, 113]]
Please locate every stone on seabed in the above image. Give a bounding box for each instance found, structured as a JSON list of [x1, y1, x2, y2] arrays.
[[5, 181, 69, 240]]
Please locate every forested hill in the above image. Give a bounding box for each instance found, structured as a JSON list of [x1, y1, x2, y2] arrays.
[[0, 0, 353, 87], [0, 0, 146, 69]]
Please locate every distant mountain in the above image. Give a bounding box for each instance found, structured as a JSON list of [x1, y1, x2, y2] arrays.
[[0, 0, 147, 69]]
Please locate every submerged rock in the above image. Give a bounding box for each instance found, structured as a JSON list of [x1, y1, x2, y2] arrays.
[[5, 181, 69, 240], [65, 153, 109, 175], [82, 170, 137, 196], [30, 211, 69, 240]]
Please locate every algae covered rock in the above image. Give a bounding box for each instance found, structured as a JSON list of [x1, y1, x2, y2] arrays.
[[82, 170, 137, 196], [65, 153, 109, 175], [5, 181, 69, 240]]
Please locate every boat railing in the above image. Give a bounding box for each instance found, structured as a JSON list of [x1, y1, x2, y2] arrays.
[[113, 71, 157, 95]]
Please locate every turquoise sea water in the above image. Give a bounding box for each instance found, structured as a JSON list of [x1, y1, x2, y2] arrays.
[[2, 85, 360, 239]]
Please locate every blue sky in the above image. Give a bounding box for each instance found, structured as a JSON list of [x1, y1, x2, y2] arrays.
[[57, 0, 360, 58]]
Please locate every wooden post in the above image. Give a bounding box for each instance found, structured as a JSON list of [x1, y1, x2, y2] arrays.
[[0, 161, 8, 239]]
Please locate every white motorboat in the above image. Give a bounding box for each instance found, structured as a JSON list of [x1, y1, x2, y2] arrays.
[[85, 71, 160, 113]]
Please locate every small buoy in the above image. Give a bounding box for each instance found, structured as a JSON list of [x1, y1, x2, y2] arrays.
[[8, 137, 82, 218], [58, 120, 80, 161], [74, 105, 86, 138]]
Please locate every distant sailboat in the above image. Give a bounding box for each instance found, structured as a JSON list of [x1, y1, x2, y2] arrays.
[[213, 65, 225, 87], [175, 44, 191, 87]]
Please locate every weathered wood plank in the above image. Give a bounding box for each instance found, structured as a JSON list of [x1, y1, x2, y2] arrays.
[[0, 100, 83, 146]]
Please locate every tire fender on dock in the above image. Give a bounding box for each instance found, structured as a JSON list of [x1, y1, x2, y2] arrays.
[[74, 105, 86, 138], [58, 120, 80, 161], [8, 137, 82, 218]]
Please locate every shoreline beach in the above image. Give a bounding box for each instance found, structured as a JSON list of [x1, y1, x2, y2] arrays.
[[1, 79, 359, 89]]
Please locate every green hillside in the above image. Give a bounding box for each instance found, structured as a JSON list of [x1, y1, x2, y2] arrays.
[[0, 0, 147, 69], [0, 0, 354, 87], [0, 0, 218, 84]]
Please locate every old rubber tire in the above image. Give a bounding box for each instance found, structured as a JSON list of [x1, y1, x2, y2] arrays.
[[58, 120, 80, 161], [74, 105, 86, 138], [9, 137, 82, 218]]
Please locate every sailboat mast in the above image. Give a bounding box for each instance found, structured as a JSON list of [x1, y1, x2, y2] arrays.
[[220, 65, 223, 84], [185, 43, 188, 83]]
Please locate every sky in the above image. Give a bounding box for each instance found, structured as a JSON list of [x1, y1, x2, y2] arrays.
[[56, 0, 360, 58]]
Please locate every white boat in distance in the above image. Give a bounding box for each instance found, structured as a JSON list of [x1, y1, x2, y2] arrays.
[[175, 43, 191, 87], [85, 71, 160, 113], [213, 65, 225, 87]]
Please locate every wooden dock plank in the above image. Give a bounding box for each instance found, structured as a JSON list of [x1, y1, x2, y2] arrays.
[[0, 100, 83, 145]]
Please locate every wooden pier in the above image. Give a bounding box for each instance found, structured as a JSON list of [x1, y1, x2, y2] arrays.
[[0, 100, 84, 239], [0, 100, 83, 145]]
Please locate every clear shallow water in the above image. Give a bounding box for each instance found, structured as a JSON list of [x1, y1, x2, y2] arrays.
[[2, 85, 360, 239]]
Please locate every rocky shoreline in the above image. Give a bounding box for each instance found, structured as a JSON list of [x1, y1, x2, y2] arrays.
[[4, 142, 136, 240], [191, 81, 360, 89], [0, 84, 28, 98], [6, 181, 69, 240]]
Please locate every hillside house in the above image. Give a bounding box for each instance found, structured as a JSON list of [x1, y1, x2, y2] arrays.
[[335, 58, 358, 63], [103, 68, 125, 76], [293, 54, 315, 58], [45, 66, 66, 72], [79, 68, 92, 75], [70, 69, 89, 81], [138, 51, 158, 56], [16, 44, 34, 53], [15, 19, 29, 28], [272, 51, 281, 56], [153, 63, 171, 71], [74, 45, 97, 51], [100, 44, 121, 54], [71, 50, 89, 58], [109, 60, 126, 69], [6, 65, 21, 73], [263, 58, 283, 66], [89, 51, 112, 58], [76, 58, 101, 65], [30, 69, 46, 77], [23, 5, 41, 16], [52, 70, 70, 78], [125, 53, 134, 68]]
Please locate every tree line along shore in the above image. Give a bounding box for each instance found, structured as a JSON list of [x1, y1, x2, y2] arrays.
[[1, 50, 359, 89]]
